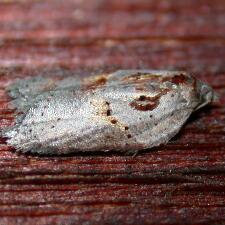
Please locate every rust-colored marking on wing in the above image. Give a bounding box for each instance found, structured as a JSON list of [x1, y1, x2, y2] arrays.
[[130, 89, 170, 111]]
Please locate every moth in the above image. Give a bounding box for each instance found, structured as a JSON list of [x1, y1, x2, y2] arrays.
[[2, 70, 215, 155]]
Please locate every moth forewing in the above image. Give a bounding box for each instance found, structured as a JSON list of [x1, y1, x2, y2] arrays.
[[2, 70, 215, 154]]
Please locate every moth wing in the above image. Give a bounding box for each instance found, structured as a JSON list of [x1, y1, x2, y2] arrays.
[[3, 70, 215, 155], [7, 76, 82, 112], [107, 70, 187, 83], [95, 83, 193, 151]]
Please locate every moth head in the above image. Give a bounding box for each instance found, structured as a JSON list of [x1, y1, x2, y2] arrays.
[[195, 80, 217, 110]]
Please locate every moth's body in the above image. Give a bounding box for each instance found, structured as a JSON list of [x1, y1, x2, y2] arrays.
[[2, 70, 215, 154]]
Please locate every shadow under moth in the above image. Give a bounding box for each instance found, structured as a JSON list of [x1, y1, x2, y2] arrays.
[[1, 70, 216, 155]]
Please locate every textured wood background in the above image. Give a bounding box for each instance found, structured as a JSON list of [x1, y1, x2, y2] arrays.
[[0, 0, 225, 224]]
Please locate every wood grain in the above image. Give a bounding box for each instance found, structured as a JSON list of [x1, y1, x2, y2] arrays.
[[0, 0, 225, 224]]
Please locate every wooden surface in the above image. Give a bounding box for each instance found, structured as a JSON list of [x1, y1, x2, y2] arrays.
[[0, 0, 225, 224]]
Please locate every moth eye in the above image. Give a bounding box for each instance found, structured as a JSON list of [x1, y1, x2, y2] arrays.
[[127, 134, 132, 139], [125, 126, 129, 130]]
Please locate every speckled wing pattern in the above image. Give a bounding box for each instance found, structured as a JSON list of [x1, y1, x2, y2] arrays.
[[2, 70, 215, 155]]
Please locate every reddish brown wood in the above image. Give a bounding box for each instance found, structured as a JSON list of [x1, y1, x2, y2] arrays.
[[0, 0, 225, 224]]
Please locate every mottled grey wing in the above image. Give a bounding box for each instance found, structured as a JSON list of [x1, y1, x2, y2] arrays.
[[7, 76, 82, 111], [3, 80, 195, 155], [6, 70, 186, 111], [106, 70, 188, 83], [3, 70, 215, 155]]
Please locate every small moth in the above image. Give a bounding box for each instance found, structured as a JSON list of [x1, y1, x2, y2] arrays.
[[2, 70, 215, 155]]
